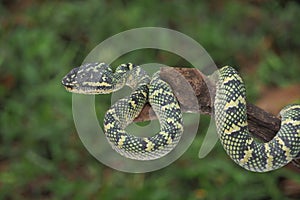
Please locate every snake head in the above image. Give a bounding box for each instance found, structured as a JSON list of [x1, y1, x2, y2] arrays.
[[61, 62, 114, 94]]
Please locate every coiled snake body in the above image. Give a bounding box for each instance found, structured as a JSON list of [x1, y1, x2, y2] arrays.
[[62, 63, 300, 172], [215, 66, 300, 172]]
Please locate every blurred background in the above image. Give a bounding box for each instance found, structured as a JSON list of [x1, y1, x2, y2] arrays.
[[1, 0, 300, 199]]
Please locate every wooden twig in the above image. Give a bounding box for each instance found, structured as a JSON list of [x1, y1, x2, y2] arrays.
[[133, 67, 300, 169]]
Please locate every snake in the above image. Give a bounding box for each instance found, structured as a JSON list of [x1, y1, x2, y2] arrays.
[[62, 63, 300, 172], [62, 62, 183, 160]]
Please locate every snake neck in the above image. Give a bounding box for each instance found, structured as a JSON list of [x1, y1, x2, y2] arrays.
[[113, 63, 151, 91]]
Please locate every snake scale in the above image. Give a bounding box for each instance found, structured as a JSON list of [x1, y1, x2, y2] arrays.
[[62, 63, 300, 172]]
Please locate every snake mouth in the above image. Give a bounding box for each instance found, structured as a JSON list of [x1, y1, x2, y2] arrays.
[[63, 85, 74, 92], [62, 83, 103, 94]]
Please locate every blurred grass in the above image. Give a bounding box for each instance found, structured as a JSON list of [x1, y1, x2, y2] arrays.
[[0, 0, 300, 199]]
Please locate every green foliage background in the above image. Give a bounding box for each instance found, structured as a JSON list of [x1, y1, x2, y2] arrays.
[[1, 0, 300, 199]]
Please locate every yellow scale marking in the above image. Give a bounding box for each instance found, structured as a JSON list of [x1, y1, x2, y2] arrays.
[[264, 143, 274, 170], [275, 137, 291, 159], [282, 119, 300, 126], [83, 81, 111, 87], [224, 124, 241, 134], [150, 88, 164, 97], [245, 138, 253, 145], [224, 95, 246, 109], [239, 148, 253, 165], [117, 135, 127, 147], [161, 102, 178, 111], [129, 100, 137, 109], [143, 138, 155, 151], [283, 105, 300, 113], [160, 131, 173, 144], [166, 118, 175, 123], [141, 91, 147, 97], [223, 74, 243, 84], [104, 122, 114, 131]]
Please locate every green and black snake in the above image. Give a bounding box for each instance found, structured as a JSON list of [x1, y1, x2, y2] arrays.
[[62, 63, 300, 172], [62, 63, 183, 160]]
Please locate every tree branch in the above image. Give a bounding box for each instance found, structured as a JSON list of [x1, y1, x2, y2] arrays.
[[133, 67, 300, 169]]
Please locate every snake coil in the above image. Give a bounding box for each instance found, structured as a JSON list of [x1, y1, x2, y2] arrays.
[[62, 62, 183, 160], [215, 66, 300, 172]]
